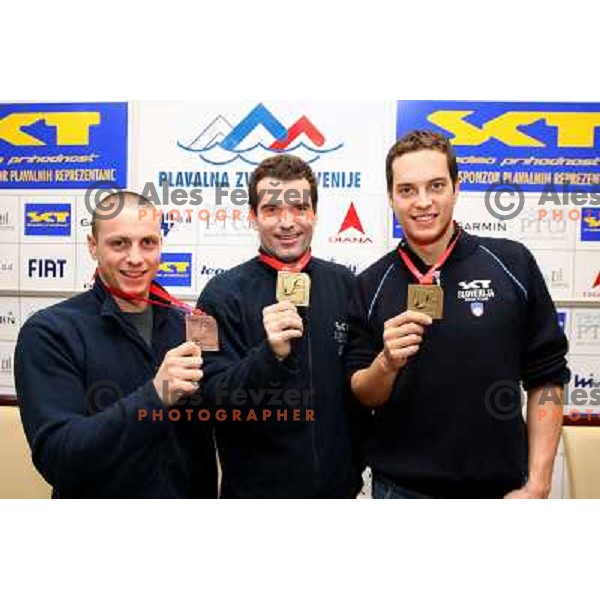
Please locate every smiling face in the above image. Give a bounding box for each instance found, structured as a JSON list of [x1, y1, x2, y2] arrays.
[[253, 177, 316, 263], [87, 201, 162, 311], [389, 149, 459, 248]]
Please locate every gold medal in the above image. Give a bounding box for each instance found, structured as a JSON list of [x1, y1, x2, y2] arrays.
[[276, 272, 311, 306], [407, 284, 444, 320], [185, 313, 220, 352]]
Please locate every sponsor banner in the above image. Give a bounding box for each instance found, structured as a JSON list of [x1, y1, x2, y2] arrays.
[[397, 101, 600, 192], [0, 102, 128, 189], [0, 296, 20, 341], [156, 250, 194, 291], [565, 356, 600, 412], [312, 192, 387, 253], [0, 243, 18, 290], [557, 309, 569, 337], [0, 341, 15, 393], [580, 207, 600, 243], [0, 196, 19, 243], [574, 251, 600, 300], [570, 309, 600, 355], [133, 101, 392, 198], [22, 198, 74, 242], [196, 247, 254, 293], [533, 250, 575, 301], [20, 245, 76, 291]]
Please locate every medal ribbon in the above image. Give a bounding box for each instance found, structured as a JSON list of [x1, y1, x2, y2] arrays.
[[258, 249, 312, 273], [398, 228, 461, 285], [97, 271, 205, 315]]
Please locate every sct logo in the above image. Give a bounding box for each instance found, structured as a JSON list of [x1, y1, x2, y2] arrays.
[[459, 280, 492, 290], [0, 111, 100, 146], [156, 253, 192, 287], [28, 258, 67, 279], [24, 204, 71, 236], [581, 208, 600, 242], [178, 102, 342, 166], [428, 109, 600, 148]]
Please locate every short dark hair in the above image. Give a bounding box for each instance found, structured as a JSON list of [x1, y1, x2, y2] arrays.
[[248, 154, 319, 213], [90, 191, 155, 238], [386, 130, 459, 194]]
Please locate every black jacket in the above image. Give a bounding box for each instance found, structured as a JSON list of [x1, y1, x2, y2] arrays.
[[346, 232, 570, 498], [14, 277, 217, 499], [197, 256, 363, 498]]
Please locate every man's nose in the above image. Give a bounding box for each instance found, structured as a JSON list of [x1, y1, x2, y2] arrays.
[[415, 187, 433, 209], [278, 207, 296, 228], [126, 244, 144, 264]]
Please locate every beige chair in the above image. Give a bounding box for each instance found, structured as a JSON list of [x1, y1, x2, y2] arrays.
[[0, 406, 52, 499], [563, 426, 600, 499]]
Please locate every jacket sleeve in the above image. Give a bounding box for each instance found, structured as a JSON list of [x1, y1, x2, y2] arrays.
[[14, 318, 168, 490], [344, 274, 383, 381], [520, 247, 571, 391], [197, 277, 301, 411]]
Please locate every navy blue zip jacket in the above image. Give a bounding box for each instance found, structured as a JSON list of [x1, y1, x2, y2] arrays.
[[14, 277, 217, 499], [346, 232, 570, 498], [197, 256, 364, 499]]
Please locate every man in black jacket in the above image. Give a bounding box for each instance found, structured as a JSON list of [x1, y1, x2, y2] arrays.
[[347, 130, 570, 499], [15, 191, 217, 498], [197, 155, 363, 498]]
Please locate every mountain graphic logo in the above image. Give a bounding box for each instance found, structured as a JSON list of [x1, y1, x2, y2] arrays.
[[338, 202, 365, 235], [178, 103, 343, 166]]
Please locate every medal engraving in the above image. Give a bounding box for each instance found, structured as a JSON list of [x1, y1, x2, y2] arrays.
[[186, 314, 220, 351], [276, 272, 311, 307], [407, 285, 444, 320]]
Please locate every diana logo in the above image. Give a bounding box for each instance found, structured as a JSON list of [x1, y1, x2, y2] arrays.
[[329, 203, 372, 244], [458, 279, 495, 302], [470, 302, 485, 317], [581, 208, 600, 242], [25, 203, 71, 236], [178, 103, 342, 166], [156, 253, 192, 287]]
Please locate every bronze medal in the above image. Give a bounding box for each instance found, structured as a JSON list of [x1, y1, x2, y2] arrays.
[[407, 284, 444, 320], [276, 271, 311, 307], [185, 313, 220, 352]]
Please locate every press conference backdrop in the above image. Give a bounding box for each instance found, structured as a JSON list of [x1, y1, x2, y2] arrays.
[[0, 101, 599, 498]]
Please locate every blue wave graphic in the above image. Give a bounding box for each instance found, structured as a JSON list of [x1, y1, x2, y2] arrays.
[[177, 140, 344, 166]]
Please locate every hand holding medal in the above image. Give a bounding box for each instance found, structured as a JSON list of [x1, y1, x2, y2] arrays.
[[380, 310, 433, 373], [259, 249, 311, 360]]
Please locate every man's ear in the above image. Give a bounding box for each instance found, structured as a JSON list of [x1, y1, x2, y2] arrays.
[[87, 234, 97, 261]]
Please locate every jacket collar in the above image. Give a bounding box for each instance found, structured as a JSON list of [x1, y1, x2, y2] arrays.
[[92, 276, 173, 326], [396, 227, 479, 275]]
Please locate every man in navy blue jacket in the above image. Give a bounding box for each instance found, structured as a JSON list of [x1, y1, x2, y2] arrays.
[[15, 191, 217, 498], [197, 155, 363, 498], [347, 130, 570, 499]]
